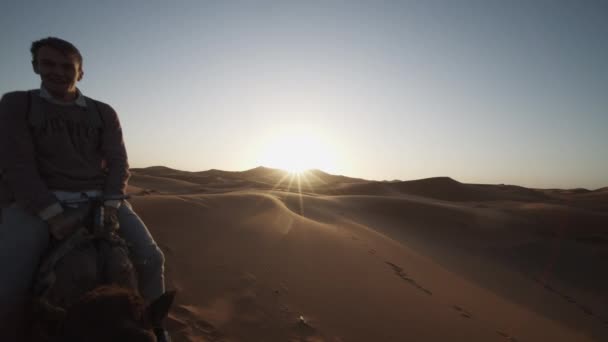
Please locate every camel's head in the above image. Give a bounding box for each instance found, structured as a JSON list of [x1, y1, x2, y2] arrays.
[[41, 286, 175, 342]]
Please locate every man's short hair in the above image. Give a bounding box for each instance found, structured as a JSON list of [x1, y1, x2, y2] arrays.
[[31, 37, 83, 67]]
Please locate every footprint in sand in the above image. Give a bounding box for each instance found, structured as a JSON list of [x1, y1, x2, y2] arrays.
[[496, 330, 518, 341], [452, 305, 473, 319], [171, 305, 224, 341], [290, 315, 325, 342], [578, 305, 594, 316], [385, 261, 433, 296], [451, 306, 520, 341], [561, 294, 576, 303], [191, 319, 220, 337], [534, 278, 604, 321]]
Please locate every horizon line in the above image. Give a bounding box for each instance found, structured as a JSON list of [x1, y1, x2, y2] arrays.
[[129, 165, 607, 191]]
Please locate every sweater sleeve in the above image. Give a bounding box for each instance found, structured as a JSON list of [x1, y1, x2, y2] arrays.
[[96, 101, 130, 197], [0, 91, 60, 215]]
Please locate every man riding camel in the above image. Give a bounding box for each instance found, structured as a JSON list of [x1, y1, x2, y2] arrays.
[[0, 37, 171, 342]]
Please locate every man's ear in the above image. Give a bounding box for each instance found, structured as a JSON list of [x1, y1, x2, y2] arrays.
[[145, 291, 176, 327], [77, 67, 84, 81], [32, 60, 40, 74]]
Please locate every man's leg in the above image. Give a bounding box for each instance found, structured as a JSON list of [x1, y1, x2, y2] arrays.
[[0, 205, 50, 340], [116, 201, 166, 302]]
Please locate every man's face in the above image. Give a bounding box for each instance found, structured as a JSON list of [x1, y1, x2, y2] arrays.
[[33, 46, 83, 98]]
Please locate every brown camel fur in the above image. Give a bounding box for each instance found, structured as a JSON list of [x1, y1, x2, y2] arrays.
[[29, 285, 175, 342]]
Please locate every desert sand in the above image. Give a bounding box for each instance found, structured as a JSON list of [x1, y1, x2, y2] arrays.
[[126, 166, 608, 342]]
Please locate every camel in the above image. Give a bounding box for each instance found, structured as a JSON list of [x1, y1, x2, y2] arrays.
[[27, 203, 175, 341]]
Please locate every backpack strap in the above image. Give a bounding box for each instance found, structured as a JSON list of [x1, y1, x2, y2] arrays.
[[25, 90, 32, 120], [27, 90, 46, 126], [86, 97, 105, 128]]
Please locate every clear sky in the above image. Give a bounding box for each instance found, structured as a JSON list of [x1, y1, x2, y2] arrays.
[[1, 0, 607, 189]]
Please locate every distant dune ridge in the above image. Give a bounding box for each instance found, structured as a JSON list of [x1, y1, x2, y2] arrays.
[[127, 166, 608, 342]]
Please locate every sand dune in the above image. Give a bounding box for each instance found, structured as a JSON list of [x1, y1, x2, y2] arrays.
[[127, 166, 608, 341]]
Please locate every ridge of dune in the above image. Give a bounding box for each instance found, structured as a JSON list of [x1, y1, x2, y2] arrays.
[[134, 166, 369, 189], [305, 169, 368, 184], [319, 177, 551, 202], [389, 177, 550, 202], [131, 166, 608, 204], [544, 188, 592, 195], [131, 165, 183, 175], [131, 167, 559, 202], [131, 168, 266, 192], [317, 177, 463, 197], [128, 173, 204, 194]]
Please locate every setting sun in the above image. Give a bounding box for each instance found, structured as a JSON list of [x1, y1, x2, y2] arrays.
[[257, 128, 337, 174]]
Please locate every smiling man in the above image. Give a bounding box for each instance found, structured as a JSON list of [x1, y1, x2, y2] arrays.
[[0, 37, 171, 342]]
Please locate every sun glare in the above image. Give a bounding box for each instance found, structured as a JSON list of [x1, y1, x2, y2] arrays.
[[257, 128, 337, 174]]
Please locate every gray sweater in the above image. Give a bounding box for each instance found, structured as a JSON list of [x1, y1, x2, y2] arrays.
[[0, 90, 130, 216]]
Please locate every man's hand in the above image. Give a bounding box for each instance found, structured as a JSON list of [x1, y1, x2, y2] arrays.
[[47, 212, 79, 240], [104, 206, 119, 230]]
